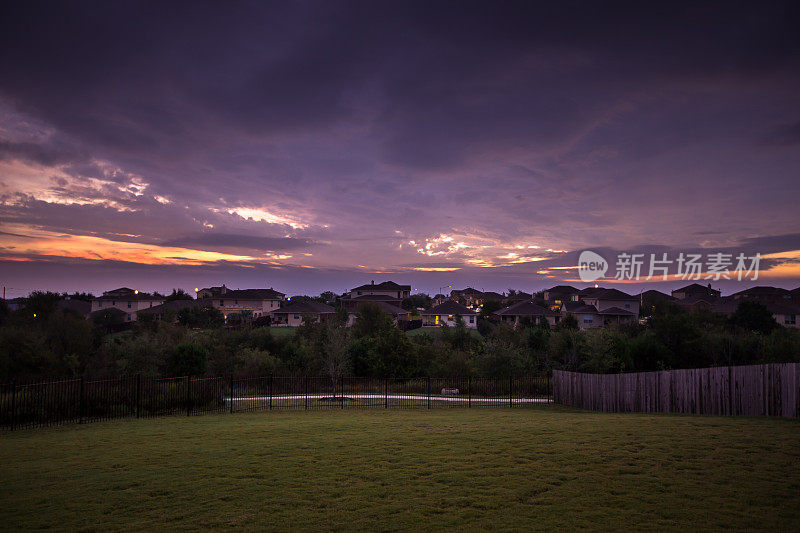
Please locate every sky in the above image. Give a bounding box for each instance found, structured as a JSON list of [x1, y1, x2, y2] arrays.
[[1, 1, 799, 298]]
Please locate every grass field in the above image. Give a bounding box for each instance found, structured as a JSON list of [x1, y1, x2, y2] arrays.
[[1, 407, 798, 531]]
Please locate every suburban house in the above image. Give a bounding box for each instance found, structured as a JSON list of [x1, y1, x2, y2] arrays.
[[450, 288, 506, 308], [271, 301, 336, 326], [730, 286, 793, 303], [421, 301, 478, 329], [562, 301, 637, 330], [197, 285, 285, 318], [341, 293, 404, 311], [671, 283, 721, 300], [578, 287, 640, 318], [503, 291, 533, 305], [493, 300, 560, 328], [542, 285, 580, 310], [347, 281, 411, 300], [90, 288, 165, 322]]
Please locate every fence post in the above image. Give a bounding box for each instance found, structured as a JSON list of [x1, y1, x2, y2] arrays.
[[728, 365, 733, 416], [10, 381, 16, 431], [427, 377, 431, 409], [185, 375, 191, 417], [136, 374, 141, 419], [305, 376, 308, 410], [384, 378, 388, 409], [340, 376, 344, 409], [79, 376, 85, 423], [229, 375, 234, 414], [269, 375, 273, 411], [468, 376, 471, 408], [509, 374, 513, 408]]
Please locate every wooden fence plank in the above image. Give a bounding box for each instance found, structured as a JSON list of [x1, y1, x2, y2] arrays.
[[552, 363, 799, 418]]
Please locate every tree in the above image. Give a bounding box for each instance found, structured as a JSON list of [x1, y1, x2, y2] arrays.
[[168, 343, 208, 376], [325, 325, 351, 396], [555, 314, 579, 331], [402, 293, 433, 310], [729, 301, 778, 334], [165, 288, 193, 301]]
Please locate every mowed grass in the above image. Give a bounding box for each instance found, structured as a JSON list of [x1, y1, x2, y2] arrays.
[[1, 407, 799, 531]]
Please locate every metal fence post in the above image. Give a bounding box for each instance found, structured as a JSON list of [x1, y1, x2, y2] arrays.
[[269, 375, 273, 411], [509, 374, 513, 408], [79, 377, 85, 423], [229, 375, 234, 414], [10, 381, 16, 431], [305, 376, 308, 410], [340, 376, 344, 409], [384, 378, 388, 409], [427, 377, 431, 409], [136, 374, 141, 419], [185, 375, 191, 416], [468, 376, 471, 408]]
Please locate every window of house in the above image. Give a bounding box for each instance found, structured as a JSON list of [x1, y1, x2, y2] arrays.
[[357, 291, 362, 295], [469, 316, 474, 323], [625, 303, 630, 309], [112, 301, 116, 306], [99, 301, 103, 308], [127, 301, 132, 308], [234, 300, 238, 305], [786, 315, 796, 325], [149, 301, 153, 307], [294, 314, 300, 320], [583, 315, 593, 323], [220, 300, 224, 306], [126, 314, 131, 321], [448, 315, 453, 320]]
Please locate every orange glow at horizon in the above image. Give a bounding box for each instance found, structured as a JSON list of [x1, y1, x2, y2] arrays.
[[0, 224, 289, 266]]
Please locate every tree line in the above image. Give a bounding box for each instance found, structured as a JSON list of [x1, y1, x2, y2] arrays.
[[1, 292, 798, 383]]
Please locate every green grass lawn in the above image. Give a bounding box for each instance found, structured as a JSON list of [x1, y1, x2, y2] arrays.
[[267, 326, 298, 337], [1, 407, 798, 531]]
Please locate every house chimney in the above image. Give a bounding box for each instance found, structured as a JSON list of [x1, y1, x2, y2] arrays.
[[371, 280, 374, 285]]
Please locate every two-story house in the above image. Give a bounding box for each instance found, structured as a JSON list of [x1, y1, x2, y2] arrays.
[[197, 284, 285, 318], [90, 288, 165, 322]]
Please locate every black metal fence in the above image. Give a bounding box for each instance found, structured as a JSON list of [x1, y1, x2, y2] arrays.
[[0, 375, 552, 431]]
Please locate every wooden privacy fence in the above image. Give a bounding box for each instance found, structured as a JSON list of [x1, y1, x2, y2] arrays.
[[553, 363, 800, 418]]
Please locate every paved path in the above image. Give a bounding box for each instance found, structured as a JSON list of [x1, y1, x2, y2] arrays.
[[227, 394, 549, 403]]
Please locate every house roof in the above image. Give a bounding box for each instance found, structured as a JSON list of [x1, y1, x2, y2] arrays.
[[641, 290, 674, 301], [730, 286, 791, 298], [273, 301, 335, 315], [579, 287, 638, 301], [220, 288, 285, 299], [138, 300, 208, 315], [351, 281, 411, 291], [421, 301, 477, 316], [562, 301, 598, 314], [672, 283, 720, 295], [482, 291, 505, 301], [356, 302, 410, 316], [349, 294, 402, 302], [598, 306, 636, 316], [545, 285, 579, 295], [95, 288, 162, 301], [494, 300, 558, 317], [451, 287, 484, 295]]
